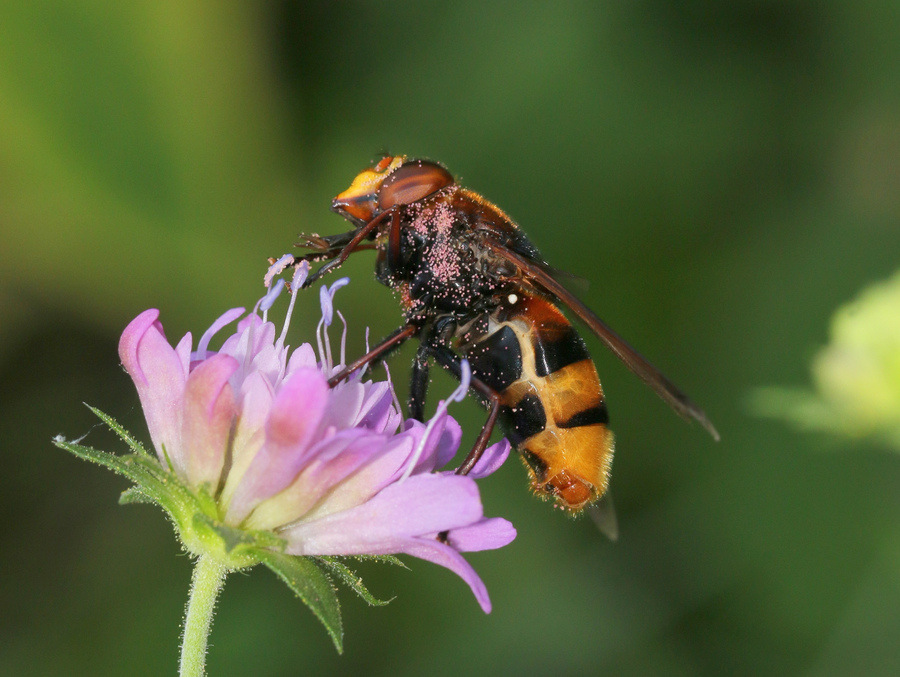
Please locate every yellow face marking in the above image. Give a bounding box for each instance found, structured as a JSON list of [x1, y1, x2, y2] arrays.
[[334, 155, 406, 204]]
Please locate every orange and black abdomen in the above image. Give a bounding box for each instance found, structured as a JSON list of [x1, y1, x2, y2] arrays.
[[460, 293, 615, 511]]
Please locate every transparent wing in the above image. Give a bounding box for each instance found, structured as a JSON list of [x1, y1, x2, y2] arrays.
[[587, 489, 619, 541], [485, 241, 719, 441]]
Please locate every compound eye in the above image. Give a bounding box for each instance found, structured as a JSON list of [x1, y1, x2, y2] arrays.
[[378, 160, 454, 209]]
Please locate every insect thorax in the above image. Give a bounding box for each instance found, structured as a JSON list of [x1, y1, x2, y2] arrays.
[[376, 196, 507, 320]]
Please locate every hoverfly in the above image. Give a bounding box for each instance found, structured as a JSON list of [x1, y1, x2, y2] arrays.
[[288, 155, 718, 515]]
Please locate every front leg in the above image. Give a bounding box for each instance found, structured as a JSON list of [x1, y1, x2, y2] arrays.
[[298, 231, 356, 251], [290, 230, 368, 265], [303, 207, 399, 288]]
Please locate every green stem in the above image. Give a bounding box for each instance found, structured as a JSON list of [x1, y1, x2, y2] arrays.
[[180, 555, 228, 677]]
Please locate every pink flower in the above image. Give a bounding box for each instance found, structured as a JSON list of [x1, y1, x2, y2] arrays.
[[117, 266, 514, 612]]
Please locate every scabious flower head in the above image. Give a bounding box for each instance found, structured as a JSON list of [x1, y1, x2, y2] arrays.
[[114, 260, 514, 612]]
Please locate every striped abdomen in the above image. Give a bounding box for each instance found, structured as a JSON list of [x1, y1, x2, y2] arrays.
[[460, 293, 615, 511]]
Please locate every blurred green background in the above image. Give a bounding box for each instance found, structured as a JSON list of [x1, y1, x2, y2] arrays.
[[3, 1, 899, 675]]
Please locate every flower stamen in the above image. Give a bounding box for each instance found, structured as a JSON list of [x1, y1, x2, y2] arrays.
[[196, 307, 246, 360], [260, 279, 284, 320], [264, 253, 296, 288], [336, 310, 348, 368]]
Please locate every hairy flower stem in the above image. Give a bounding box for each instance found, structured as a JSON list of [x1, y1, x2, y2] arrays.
[[180, 555, 228, 677]]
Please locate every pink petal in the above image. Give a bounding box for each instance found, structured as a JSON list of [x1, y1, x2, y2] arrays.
[[444, 517, 517, 552], [267, 368, 329, 453], [281, 474, 483, 553], [226, 367, 329, 522], [119, 309, 159, 380], [291, 430, 387, 503], [230, 371, 275, 467], [218, 370, 274, 515], [286, 343, 317, 373], [181, 353, 239, 488], [288, 529, 495, 613], [356, 382, 398, 432], [241, 430, 385, 530], [302, 433, 415, 517], [320, 380, 365, 429], [118, 309, 188, 472], [385, 414, 458, 481], [465, 439, 511, 479], [398, 538, 493, 613], [412, 415, 463, 473], [174, 333, 193, 377]]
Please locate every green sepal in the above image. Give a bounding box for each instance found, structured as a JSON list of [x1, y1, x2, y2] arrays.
[[51, 434, 195, 524], [353, 554, 408, 569], [315, 557, 394, 606], [119, 486, 155, 505], [86, 406, 153, 458], [255, 550, 343, 653], [186, 512, 285, 569]]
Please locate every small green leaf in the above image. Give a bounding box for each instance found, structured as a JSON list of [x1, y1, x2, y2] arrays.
[[53, 436, 148, 485], [354, 554, 408, 569], [256, 551, 343, 653], [86, 405, 153, 457], [52, 434, 196, 527], [119, 486, 154, 505], [316, 557, 393, 607]]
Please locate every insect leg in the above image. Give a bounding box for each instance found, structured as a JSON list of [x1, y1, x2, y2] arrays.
[[425, 343, 501, 477], [275, 231, 358, 269], [303, 207, 398, 288], [408, 344, 431, 422], [299, 231, 379, 262], [298, 230, 356, 253], [327, 323, 420, 388], [294, 244, 377, 265]]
